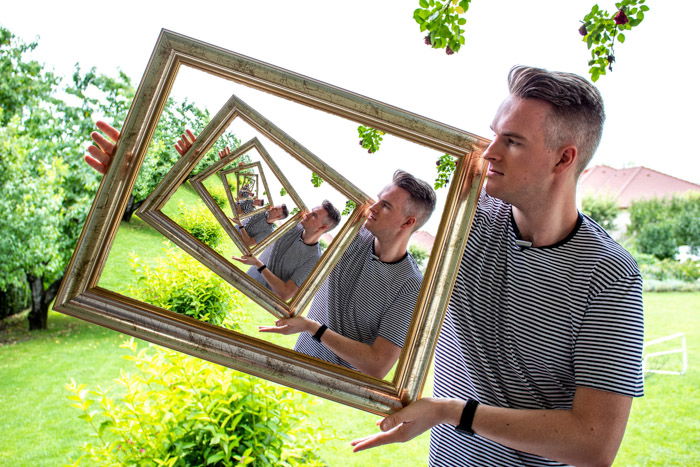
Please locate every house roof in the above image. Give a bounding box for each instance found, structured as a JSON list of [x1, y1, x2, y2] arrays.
[[409, 230, 435, 252], [579, 165, 700, 208]]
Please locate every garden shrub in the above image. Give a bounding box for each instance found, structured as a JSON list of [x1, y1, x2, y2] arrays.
[[129, 247, 243, 328], [206, 184, 228, 210], [639, 258, 700, 283], [408, 244, 430, 270], [174, 202, 222, 248], [581, 194, 618, 231], [627, 194, 700, 259], [66, 339, 327, 466]]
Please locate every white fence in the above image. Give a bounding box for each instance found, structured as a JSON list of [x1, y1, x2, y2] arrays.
[[643, 333, 688, 376]]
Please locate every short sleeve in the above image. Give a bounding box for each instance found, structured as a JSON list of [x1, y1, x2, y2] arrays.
[[574, 274, 644, 397], [289, 256, 317, 287], [377, 277, 422, 348]]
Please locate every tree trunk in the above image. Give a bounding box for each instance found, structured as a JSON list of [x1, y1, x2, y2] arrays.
[[27, 274, 63, 330], [122, 195, 144, 222]]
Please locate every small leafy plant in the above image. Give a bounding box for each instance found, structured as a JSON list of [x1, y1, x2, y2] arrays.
[[66, 339, 328, 466], [129, 246, 243, 328]]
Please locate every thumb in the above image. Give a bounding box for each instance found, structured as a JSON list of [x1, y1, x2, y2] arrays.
[[379, 412, 406, 432]]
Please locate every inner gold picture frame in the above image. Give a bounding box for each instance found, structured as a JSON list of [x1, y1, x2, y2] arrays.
[[54, 29, 489, 415]]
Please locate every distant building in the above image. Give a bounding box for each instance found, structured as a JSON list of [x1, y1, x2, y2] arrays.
[[578, 165, 700, 236], [579, 165, 700, 209], [409, 230, 435, 253]]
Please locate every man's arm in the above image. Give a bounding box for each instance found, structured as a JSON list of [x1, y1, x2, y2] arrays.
[[237, 227, 256, 247], [352, 387, 632, 466], [232, 254, 299, 301], [259, 316, 401, 379]]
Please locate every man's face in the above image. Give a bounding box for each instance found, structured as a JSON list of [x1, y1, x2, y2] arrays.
[[267, 205, 285, 222], [483, 96, 561, 207], [365, 184, 414, 237], [300, 206, 329, 233]]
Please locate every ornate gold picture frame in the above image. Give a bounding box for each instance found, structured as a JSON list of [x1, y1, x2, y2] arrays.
[[54, 29, 489, 415]]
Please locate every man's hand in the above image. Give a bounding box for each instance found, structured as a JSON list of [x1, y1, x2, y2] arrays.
[[351, 398, 458, 452], [218, 146, 231, 159], [232, 254, 263, 268], [174, 129, 196, 156], [259, 316, 318, 335], [85, 121, 120, 174]]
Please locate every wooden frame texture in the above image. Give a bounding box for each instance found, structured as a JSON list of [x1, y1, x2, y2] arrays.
[[54, 29, 489, 415]]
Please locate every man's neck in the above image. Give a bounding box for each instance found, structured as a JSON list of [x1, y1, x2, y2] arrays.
[[511, 192, 579, 247], [373, 234, 410, 263], [301, 228, 323, 245]]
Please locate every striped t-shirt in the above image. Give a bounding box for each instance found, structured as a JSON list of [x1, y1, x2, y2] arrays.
[[236, 199, 255, 214], [241, 211, 274, 243], [430, 191, 644, 466], [247, 224, 321, 289], [295, 226, 423, 369]]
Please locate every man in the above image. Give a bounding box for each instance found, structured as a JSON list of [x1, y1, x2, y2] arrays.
[[233, 200, 341, 301], [351, 66, 644, 466], [234, 197, 263, 217], [85, 124, 436, 380], [236, 203, 289, 247], [259, 170, 437, 379]]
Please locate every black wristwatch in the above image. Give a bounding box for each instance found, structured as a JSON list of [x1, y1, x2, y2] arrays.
[[312, 324, 328, 342]]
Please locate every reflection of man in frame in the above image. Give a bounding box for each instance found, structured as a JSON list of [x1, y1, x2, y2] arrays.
[[236, 204, 289, 247], [234, 196, 263, 216], [351, 66, 644, 466], [233, 201, 341, 300], [85, 127, 435, 380], [259, 170, 436, 379]]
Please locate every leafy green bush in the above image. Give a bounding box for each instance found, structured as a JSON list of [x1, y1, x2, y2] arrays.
[[0, 282, 30, 320], [206, 184, 228, 210], [66, 339, 327, 466], [639, 259, 700, 283], [408, 244, 430, 270], [643, 279, 700, 293], [627, 194, 700, 259], [581, 194, 618, 231], [174, 202, 222, 248], [129, 247, 242, 328]]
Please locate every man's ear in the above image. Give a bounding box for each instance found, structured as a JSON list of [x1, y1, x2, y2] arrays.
[[554, 145, 577, 174], [402, 216, 417, 231]]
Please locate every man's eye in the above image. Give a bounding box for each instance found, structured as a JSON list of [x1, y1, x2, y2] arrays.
[[507, 138, 519, 146]]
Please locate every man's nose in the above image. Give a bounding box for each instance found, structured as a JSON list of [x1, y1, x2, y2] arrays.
[[483, 140, 499, 161]]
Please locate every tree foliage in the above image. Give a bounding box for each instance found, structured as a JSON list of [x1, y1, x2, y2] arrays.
[[579, 0, 649, 81], [414, 0, 470, 54], [357, 125, 385, 153], [0, 27, 132, 329], [410, 0, 650, 82], [581, 194, 619, 231], [627, 194, 700, 259]]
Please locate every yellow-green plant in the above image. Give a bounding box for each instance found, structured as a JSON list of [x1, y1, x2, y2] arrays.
[[174, 201, 223, 249], [129, 246, 243, 328], [66, 339, 328, 466]]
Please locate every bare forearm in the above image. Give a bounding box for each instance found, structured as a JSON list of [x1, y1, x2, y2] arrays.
[[472, 405, 620, 466], [261, 269, 297, 301], [429, 390, 630, 466], [307, 321, 398, 378], [239, 228, 255, 247]]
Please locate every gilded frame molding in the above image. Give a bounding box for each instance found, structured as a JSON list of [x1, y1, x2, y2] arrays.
[[54, 29, 489, 415]]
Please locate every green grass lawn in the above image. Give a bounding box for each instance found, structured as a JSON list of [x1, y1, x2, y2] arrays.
[[2, 209, 699, 467]]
